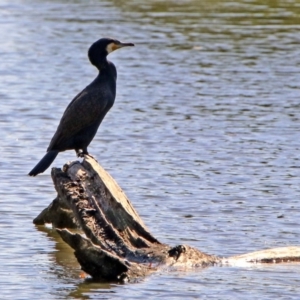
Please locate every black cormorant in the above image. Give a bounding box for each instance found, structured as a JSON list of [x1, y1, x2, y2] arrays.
[[28, 38, 134, 176]]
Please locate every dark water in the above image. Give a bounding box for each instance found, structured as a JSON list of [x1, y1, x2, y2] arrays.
[[1, 0, 300, 298]]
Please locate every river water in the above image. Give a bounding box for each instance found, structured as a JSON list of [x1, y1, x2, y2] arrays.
[[1, 0, 300, 299]]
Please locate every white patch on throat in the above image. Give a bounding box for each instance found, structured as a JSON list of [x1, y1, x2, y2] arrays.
[[106, 43, 116, 54]]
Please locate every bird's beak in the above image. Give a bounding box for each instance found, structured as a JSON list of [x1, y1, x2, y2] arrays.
[[107, 41, 134, 54], [116, 42, 135, 49]]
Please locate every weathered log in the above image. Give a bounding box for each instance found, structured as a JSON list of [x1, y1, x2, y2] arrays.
[[223, 246, 300, 266], [34, 155, 300, 281]]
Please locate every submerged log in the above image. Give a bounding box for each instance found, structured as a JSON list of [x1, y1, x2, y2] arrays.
[[223, 246, 300, 265], [34, 156, 300, 281]]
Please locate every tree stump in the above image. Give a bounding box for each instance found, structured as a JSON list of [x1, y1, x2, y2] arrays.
[[34, 156, 300, 281]]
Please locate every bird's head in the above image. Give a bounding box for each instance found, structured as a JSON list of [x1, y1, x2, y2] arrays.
[[88, 38, 134, 67]]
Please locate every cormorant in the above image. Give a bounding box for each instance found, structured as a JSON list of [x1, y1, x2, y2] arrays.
[[28, 38, 134, 176]]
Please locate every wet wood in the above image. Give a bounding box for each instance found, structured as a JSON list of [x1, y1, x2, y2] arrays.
[[34, 156, 300, 281]]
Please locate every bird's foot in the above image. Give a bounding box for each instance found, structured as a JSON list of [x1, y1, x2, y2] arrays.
[[76, 149, 88, 158], [75, 149, 97, 162]]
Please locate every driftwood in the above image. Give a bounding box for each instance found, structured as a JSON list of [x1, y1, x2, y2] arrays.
[[34, 156, 300, 281]]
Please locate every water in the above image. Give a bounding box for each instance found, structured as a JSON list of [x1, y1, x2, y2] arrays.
[[1, 0, 300, 298]]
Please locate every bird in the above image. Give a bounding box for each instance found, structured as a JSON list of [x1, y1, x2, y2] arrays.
[[28, 38, 134, 176]]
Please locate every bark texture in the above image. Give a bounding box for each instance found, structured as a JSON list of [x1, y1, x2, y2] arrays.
[[34, 156, 300, 281]]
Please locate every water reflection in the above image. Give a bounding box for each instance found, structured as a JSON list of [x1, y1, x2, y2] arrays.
[[35, 225, 81, 279], [36, 225, 115, 299]]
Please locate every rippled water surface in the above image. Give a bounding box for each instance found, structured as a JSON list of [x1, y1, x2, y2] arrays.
[[1, 0, 300, 298]]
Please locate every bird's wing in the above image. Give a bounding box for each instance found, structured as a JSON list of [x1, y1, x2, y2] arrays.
[[47, 87, 112, 150]]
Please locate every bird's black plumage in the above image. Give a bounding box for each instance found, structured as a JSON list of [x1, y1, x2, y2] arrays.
[[29, 38, 134, 176]]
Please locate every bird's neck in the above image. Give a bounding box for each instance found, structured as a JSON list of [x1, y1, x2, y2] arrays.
[[93, 60, 117, 95], [97, 60, 117, 81], [96, 57, 109, 71]]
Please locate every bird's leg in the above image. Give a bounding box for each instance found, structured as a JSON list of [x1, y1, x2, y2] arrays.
[[75, 148, 97, 162], [75, 149, 87, 158], [75, 149, 81, 157]]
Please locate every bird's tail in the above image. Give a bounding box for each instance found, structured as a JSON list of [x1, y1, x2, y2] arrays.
[[28, 150, 59, 176]]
